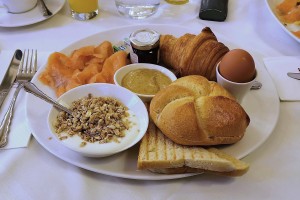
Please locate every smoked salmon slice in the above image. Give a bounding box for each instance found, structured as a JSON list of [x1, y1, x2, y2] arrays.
[[39, 41, 129, 97]]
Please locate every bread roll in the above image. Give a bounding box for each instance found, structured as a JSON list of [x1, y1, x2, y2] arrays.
[[150, 75, 250, 146]]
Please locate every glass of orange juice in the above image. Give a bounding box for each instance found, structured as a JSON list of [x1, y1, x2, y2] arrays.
[[68, 0, 98, 20], [165, 0, 188, 4]]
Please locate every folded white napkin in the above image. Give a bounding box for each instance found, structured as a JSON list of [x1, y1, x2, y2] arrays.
[[0, 50, 50, 149], [264, 56, 300, 101]]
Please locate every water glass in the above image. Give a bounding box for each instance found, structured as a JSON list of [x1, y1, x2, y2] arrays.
[[68, 0, 98, 21], [115, 0, 160, 19]]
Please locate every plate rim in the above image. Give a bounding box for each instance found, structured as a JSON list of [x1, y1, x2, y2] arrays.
[[25, 24, 280, 180], [265, 0, 300, 43], [0, 0, 65, 28]]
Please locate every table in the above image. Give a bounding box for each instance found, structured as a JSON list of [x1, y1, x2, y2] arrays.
[[1, 0, 300, 199]]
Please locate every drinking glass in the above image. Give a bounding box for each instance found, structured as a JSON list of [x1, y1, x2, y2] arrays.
[[165, 0, 189, 5], [68, 0, 98, 21], [115, 0, 160, 19]]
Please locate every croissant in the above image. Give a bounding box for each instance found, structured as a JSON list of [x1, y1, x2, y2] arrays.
[[159, 27, 229, 81], [149, 75, 250, 146]]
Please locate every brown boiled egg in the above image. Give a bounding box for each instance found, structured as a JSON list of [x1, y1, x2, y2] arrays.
[[219, 49, 256, 83]]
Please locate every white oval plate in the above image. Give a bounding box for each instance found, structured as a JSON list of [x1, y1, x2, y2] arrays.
[[266, 0, 300, 43], [0, 0, 65, 28], [25, 24, 280, 180]]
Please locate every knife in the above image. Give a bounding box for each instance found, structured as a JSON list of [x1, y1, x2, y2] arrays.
[[287, 72, 300, 80], [0, 49, 22, 108]]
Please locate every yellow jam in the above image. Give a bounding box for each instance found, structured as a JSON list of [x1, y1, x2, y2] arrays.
[[121, 69, 172, 95]]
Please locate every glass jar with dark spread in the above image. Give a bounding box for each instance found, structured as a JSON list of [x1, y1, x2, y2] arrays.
[[129, 29, 160, 64]]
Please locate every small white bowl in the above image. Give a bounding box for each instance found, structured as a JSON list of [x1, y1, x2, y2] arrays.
[[114, 63, 177, 102], [48, 83, 149, 157]]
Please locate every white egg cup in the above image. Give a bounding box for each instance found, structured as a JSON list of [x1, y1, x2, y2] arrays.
[[216, 63, 257, 103]]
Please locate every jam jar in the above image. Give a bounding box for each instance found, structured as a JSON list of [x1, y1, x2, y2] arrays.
[[129, 29, 160, 64]]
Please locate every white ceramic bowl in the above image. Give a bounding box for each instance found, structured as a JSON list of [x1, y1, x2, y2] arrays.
[[48, 83, 149, 157], [113, 63, 177, 102]]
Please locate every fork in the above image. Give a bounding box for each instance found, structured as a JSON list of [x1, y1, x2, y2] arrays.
[[0, 49, 37, 148]]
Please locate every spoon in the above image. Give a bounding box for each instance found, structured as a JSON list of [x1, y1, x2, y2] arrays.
[[38, 0, 52, 16], [23, 82, 72, 115]]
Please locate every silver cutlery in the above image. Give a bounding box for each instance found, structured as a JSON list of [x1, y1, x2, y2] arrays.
[[0, 50, 72, 148], [0, 50, 22, 108], [0, 49, 37, 147], [250, 81, 262, 90], [287, 72, 300, 80], [287, 67, 300, 80], [22, 82, 72, 115], [38, 0, 52, 17]]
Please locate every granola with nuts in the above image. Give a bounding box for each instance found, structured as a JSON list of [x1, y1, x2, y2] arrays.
[[54, 94, 131, 145]]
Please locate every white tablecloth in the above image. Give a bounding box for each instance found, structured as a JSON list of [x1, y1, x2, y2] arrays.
[[1, 0, 300, 199]]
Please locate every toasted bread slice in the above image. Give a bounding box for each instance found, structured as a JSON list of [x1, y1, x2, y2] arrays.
[[137, 120, 249, 176]]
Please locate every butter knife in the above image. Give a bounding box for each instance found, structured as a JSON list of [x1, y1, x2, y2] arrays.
[[0, 50, 22, 108], [287, 72, 300, 80]]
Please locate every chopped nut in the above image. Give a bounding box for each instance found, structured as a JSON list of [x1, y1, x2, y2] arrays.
[[80, 142, 87, 147], [54, 94, 131, 145], [59, 136, 68, 140]]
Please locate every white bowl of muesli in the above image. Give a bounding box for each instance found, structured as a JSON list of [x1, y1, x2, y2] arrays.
[[48, 83, 149, 157]]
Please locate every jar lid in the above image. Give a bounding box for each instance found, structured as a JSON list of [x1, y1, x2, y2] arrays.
[[129, 29, 160, 50]]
